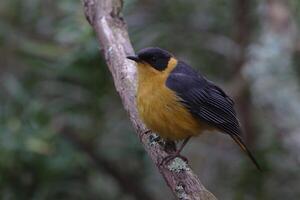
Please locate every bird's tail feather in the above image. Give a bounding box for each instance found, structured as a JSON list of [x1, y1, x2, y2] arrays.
[[230, 133, 262, 171]]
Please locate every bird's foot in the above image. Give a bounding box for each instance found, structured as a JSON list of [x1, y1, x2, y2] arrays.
[[143, 129, 151, 135], [139, 129, 152, 141], [160, 152, 188, 167]]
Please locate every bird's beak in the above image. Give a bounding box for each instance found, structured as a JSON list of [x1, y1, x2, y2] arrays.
[[126, 55, 141, 62]]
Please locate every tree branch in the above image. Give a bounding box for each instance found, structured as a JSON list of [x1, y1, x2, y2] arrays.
[[82, 0, 217, 199]]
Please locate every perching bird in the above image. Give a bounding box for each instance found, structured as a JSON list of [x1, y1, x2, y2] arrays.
[[127, 47, 261, 170]]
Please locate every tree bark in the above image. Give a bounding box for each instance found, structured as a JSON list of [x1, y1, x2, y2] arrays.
[[82, 0, 217, 199]]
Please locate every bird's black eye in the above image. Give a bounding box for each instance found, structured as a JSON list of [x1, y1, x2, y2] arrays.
[[151, 56, 156, 61]]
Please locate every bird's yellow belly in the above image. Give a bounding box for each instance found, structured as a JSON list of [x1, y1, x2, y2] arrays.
[[137, 82, 209, 140]]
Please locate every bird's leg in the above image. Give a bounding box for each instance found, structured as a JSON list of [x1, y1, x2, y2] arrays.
[[160, 137, 191, 166], [176, 136, 191, 155]]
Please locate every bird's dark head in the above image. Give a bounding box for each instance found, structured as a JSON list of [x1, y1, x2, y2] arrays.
[[127, 47, 173, 71]]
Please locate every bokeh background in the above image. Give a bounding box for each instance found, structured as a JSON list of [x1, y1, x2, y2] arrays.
[[1, 0, 300, 199]]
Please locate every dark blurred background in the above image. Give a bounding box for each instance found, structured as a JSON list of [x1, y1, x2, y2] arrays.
[[1, 0, 300, 199]]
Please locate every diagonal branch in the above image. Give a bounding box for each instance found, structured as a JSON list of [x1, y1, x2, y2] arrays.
[[82, 0, 217, 199]]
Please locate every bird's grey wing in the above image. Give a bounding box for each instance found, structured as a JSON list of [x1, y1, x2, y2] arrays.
[[166, 62, 262, 170], [166, 62, 241, 136]]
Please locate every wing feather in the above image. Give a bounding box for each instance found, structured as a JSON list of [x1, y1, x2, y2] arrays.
[[166, 61, 240, 136], [165, 61, 261, 170]]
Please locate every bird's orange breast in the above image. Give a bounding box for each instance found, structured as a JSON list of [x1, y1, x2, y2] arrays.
[[136, 58, 210, 140]]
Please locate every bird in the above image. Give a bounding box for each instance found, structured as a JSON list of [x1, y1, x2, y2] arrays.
[[127, 47, 261, 170]]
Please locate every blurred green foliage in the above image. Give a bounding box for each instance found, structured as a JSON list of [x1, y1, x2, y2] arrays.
[[0, 0, 300, 200]]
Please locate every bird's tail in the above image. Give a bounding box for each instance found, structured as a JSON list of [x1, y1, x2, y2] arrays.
[[230, 133, 262, 171]]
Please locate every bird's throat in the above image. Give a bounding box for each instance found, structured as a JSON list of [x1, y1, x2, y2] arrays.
[[136, 58, 178, 85]]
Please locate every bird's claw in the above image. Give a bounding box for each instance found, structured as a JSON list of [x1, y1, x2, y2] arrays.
[[143, 129, 151, 135], [159, 153, 188, 167], [139, 129, 152, 141]]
